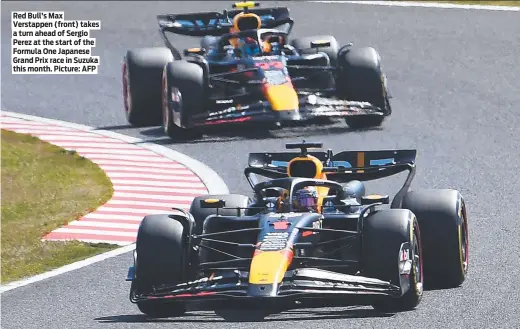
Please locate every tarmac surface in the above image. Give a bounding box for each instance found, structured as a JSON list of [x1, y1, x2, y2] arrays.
[[2, 1, 520, 329]]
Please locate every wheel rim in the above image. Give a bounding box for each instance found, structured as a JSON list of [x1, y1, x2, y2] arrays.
[[413, 221, 424, 294], [460, 204, 469, 273]]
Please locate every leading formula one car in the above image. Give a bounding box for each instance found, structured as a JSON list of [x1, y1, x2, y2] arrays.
[[122, 1, 392, 140], [126, 141, 469, 319]]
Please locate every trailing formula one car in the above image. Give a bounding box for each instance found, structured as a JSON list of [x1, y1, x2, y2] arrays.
[[122, 1, 392, 140], [126, 141, 469, 319]]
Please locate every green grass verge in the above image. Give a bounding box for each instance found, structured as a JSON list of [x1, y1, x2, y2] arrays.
[[1, 129, 116, 283], [401, 1, 519, 6]]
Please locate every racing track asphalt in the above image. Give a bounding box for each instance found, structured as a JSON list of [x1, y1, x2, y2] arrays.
[[2, 1, 520, 329]]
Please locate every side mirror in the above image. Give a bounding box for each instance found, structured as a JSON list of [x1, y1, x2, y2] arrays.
[[310, 40, 331, 49], [361, 194, 389, 206], [200, 198, 226, 208]]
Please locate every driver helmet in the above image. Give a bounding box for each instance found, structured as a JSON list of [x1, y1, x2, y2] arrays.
[[293, 186, 319, 212]]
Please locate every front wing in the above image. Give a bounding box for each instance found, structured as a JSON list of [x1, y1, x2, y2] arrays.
[[189, 96, 385, 127], [129, 268, 402, 309]]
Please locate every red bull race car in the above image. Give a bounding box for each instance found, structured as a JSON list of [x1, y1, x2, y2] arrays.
[[122, 1, 392, 140], [126, 141, 469, 319]]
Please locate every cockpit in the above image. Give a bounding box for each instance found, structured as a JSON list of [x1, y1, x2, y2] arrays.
[[253, 177, 349, 216], [222, 29, 288, 58]]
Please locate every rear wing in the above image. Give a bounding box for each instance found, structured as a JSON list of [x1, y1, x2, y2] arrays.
[[245, 146, 416, 209], [246, 149, 417, 183], [156, 7, 293, 37]]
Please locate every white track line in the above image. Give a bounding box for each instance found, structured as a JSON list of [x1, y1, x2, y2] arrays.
[[110, 193, 196, 202], [5, 130, 101, 137], [107, 198, 189, 207], [112, 185, 207, 194], [29, 135, 115, 142], [67, 220, 141, 230], [104, 172, 200, 181], [309, 1, 520, 11], [51, 228, 138, 237], [92, 206, 186, 215], [81, 213, 145, 221], [53, 143, 144, 149], [0, 244, 137, 293], [110, 179, 206, 188], [99, 166, 192, 175], [68, 148, 155, 155], [91, 159, 186, 169], [44, 238, 133, 246], [80, 153, 175, 162]]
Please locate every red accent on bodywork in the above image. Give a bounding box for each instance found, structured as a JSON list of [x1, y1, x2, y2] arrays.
[[254, 61, 283, 70], [147, 291, 216, 300], [203, 116, 253, 126], [273, 221, 289, 230]]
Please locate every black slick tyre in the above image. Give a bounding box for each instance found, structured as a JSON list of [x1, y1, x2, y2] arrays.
[[134, 214, 187, 318], [122, 48, 173, 127], [290, 35, 339, 66], [336, 47, 390, 129], [189, 194, 251, 235], [162, 60, 204, 141], [362, 209, 424, 312], [401, 189, 469, 289]]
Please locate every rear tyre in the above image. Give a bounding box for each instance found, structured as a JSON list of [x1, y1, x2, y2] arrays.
[[401, 189, 469, 289], [189, 194, 251, 235], [122, 48, 173, 127], [336, 47, 391, 129], [134, 214, 187, 318], [362, 209, 424, 312], [162, 60, 204, 141]]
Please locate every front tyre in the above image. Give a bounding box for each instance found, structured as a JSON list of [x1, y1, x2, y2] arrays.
[[162, 61, 204, 141], [133, 214, 187, 318], [362, 209, 424, 312]]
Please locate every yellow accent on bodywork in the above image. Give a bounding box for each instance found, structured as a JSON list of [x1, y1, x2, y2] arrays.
[[287, 156, 323, 179], [264, 84, 299, 111], [286, 155, 329, 212], [311, 40, 331, 48], [365, 194, 383, 199], [249, 250, 292, 284], [234, 1, 256, 9], [356, 151, 365, 173], [316, 186, 330, 213]]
